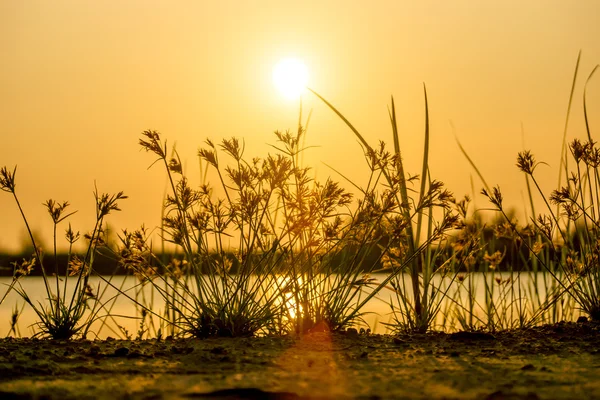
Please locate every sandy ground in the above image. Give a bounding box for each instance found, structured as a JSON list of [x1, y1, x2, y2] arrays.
[[0, 321, 599, 400]]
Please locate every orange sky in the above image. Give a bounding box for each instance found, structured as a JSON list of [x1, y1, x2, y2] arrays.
[[1, 1, 599, 252]]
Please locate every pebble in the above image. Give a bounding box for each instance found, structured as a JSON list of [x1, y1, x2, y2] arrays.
[[521, 363, 535, 371], [113, 347, 129, 357]]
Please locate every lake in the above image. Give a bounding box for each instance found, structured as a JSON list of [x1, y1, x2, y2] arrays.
[[0, 272, 580, 338]]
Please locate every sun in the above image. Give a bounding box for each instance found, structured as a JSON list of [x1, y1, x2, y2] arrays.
[[272, 58, 309, 100]]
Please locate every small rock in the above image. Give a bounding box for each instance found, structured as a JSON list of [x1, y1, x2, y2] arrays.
[[577, 316, 589, 323], [449, 331, 495, 341], [521, 363, 535, 371], [191, 388, 299, 399], [210, 346, 227, 355], [171, 346, 194, 355], [0, 390, 33, 400], [553, 325, 564, 333], [113, 347, 129, 357], [346, 328, 358, 336], [485, 390, 539, 400], [88, 345, 101, 356]]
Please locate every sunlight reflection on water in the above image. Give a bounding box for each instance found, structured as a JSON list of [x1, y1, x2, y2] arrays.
[[0, 273, 579, 338]]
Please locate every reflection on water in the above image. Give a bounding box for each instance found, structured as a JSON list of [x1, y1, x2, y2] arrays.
[[0, 273, 580, 338]]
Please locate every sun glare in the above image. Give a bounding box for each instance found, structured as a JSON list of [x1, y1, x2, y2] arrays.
[[272, 58, 309, 100]]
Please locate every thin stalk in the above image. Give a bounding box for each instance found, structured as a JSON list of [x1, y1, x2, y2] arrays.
[[556, 50, 581, 218], [583, 64, 598, 143], [11, 192, 55, 315], [53, 223, 60, 307], [455, 137, 491, 193], [529, 174, 568, 244], [415, 84, 431, 245]]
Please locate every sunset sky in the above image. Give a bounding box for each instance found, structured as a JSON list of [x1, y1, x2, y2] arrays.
[[1, 0, 599, 252]]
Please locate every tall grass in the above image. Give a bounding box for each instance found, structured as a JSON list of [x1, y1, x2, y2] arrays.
[[310, 86, 462, 333], [477, 59, 600, 324], [0, 166, 127, 339], [126, 126, 422, 337]]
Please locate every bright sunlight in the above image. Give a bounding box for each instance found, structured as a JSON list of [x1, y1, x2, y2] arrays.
[[272, 58, 309, 100]]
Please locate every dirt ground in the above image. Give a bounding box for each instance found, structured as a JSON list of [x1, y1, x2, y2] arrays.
[[0, 321, 599, 400]]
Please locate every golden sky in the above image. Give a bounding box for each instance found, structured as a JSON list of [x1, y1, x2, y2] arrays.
[[1, 0, 599, 252]]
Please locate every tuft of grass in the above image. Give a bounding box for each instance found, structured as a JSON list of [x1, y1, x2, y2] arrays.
[[477, 59, 600, 324], [310, 86, 461, 333], [0, 166, 127, 339], [130, 119, 431, 337]]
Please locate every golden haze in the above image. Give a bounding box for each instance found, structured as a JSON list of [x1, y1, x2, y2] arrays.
[[1, 0, 599, 251]]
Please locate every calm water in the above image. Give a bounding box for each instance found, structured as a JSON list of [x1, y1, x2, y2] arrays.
[[0, 273, 580, 338]]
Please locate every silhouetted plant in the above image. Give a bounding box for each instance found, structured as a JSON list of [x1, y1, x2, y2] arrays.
[[1, 166, 126, 339], [310, 88, 462, 333]]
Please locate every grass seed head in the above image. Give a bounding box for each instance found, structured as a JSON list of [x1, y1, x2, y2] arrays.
[[220, 137, 244, 161], [198, 147, 218, 168], [95, 191, 127, 218], [65, 223, 80, 244], [582, 141, 600, 167], [168, 258, 186, 280], [570, 139, 585, 163], [531, 241, 545, 255], [484, 250, 504, 270], [516, 150, 537, 175], [44, 199, 74, 224], [139, 130, 166, 159], [12, 256, 36, 278], [481, 186, 503, 209], [565, 250, 583, 276], [68, 255, 89, 277], [453, 195, 471, 219], [536, 214, 554, 240], [550, 186, 574, 205], [0, 166, 17, 193], [84, 283, 96, 300], [168, 158, 183, 174]]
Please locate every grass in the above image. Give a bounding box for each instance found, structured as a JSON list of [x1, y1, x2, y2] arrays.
[[0, 166, 127, 339], [310, 86, 460, 333], [127, 123, 428, 337], [474, 53, 600, 328], [1, 53, 599, 338]]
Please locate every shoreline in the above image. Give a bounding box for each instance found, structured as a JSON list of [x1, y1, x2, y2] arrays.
[[1, 321, 599, 399]]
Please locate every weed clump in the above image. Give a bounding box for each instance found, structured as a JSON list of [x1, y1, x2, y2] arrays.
[[1, 166, 127, 339], [130, 126, 422, 337]]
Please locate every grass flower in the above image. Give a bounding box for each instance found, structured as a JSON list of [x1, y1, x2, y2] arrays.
[[483, 251, 504, 270]]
